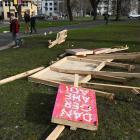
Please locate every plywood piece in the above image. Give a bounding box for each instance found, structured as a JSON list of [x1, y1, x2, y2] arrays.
[[29, 57, 90, 86], [51, 83, 98, 131], [48, 30, 68, 48], [66, 48, 93, 56]]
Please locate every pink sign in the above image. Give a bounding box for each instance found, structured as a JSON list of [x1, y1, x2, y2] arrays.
[[52, 83, 98, 128]]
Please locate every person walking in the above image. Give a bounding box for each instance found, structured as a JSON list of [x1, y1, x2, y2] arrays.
[[24, 11, 30, 33], [10, 13, 20, 48], [30, 13, 37, 34], [103, 12, 109, 25]]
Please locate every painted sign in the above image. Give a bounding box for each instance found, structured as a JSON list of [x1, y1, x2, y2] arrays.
[[52, 83, 98, 130]]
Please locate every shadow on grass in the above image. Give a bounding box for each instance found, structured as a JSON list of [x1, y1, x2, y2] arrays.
[[25, 92, 57, 139]]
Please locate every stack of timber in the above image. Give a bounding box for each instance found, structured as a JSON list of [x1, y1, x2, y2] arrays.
[[29, 51, 140, 98], [65, 45, 129, 56]]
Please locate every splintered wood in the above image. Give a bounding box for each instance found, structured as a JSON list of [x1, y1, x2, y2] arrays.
[[48, 30, 68, 48], [29, 52, 140, 96], [51, 83, 98, 131]]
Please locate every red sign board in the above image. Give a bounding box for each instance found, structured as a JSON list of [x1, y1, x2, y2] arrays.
[[52, 83, 98, 130]]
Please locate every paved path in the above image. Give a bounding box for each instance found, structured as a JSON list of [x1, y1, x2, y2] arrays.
[[0, 20, 105, 50], [0, 19, 132, 50]]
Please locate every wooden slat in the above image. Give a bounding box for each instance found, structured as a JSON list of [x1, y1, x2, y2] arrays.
[[81, 82, 140, 92], [93, 74, 127, 83], [0, 67, 45, 85], [45, 125, 65, 140], [106, 62, 135, 71], [50, 67, 140, 78]]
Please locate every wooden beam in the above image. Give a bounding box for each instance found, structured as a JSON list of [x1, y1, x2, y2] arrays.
[[45, 125, 65, 140], [0, 67, 45, 86], [71, 74, 79, 130], [106, 62, 135, 71], [50, 67, 140, 78], [86, 52, 140, 60], [81, 82, 140, 92], [92, 74, 127, 83], [74, 74, 79, 87], [131, 89, 140, 95], [94, 90, 115, 100]]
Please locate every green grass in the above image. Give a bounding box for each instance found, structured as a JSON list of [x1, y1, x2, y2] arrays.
[[0, 21, 140, 140], [0, 20, 90, 33]]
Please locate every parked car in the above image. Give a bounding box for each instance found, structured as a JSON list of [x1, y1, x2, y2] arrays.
[[128, 14, 140, 19], [35, 14, 46, 20]]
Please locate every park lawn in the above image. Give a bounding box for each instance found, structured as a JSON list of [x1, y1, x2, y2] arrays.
[[0, 20, 90, 33], [0, 21, 140, 140]]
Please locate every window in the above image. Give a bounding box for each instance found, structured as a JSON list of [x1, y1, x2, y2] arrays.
[[50, 8, 52, 11], [5, 1, 10, 6], [49, 2, 52, 6], [45, 7, 48, 11], [45, 3, 47, 6], [22, 1, 28, 7], [54, 7, 57, 11], [7, 12, 10, 18], [0, 1, 3, 6], [54, 2, 57, 5]]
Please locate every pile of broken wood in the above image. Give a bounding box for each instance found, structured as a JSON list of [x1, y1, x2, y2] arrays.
[[29, 46, 140, 100], [1, 45, 140, 140]]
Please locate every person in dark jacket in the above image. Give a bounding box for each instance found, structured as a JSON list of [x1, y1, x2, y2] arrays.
[[30, 13, 37, 34], [24, 11, 30, 33], [103, 12, 109, 25], [10, 13, 20, 48]]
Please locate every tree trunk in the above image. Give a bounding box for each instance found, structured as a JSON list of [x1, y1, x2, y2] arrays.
[[116, 0, 121, 21], [66, 0, 73, 21], [14, 4, 22, 21], [89, 0, 100, 20]]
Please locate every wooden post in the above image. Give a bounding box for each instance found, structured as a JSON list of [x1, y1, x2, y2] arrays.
[[45, 125, 65, 140], [0, 67, 44, 85]]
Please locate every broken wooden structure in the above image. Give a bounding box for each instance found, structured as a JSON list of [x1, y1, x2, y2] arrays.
[[48, 30, 68, 48]]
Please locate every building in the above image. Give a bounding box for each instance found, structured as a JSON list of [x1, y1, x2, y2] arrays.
[[0, 0, 37, 20], [97, 0, 117, 15], [33, 0, 42, 14], [42, 0, 64, 16]]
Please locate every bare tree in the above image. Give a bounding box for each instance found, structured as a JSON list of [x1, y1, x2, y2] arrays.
[[66, 0, 73, 21], [116, 0, 121, 20], [89, 0, 101, 20]]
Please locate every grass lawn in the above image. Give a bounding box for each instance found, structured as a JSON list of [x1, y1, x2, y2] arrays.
[[0, 21, 140, 140], [0, 19, 91, 33]]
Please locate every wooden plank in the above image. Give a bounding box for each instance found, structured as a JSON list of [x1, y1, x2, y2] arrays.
[[50, 67, 140, 78], [71, 74, 79, 130], [93, 45, 128, 54], [94, 90, 114, 100], [45, 125, 65, 140], [0, 67, 45, 85], [106, 62, 135, 71], [66, 48, 93, 56], [86, 52, 140, 60], [81, 82, 140, 92], [92, 74, 127, 83], [131, 89, 140, 95]]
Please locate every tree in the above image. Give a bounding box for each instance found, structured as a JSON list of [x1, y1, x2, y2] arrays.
[[66, 0, 73, 21], [116, 0, 121, 21], [89, 0, 101, 20]]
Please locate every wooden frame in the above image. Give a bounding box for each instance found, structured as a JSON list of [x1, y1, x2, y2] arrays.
[[48, 30, 68, 48], [29, 56, 108, 86]]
